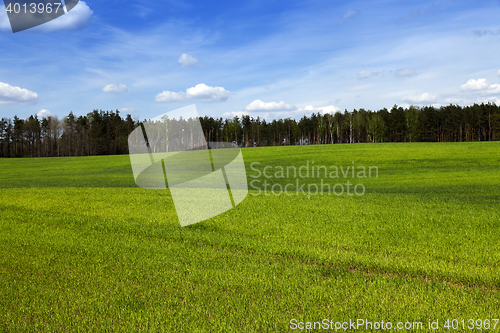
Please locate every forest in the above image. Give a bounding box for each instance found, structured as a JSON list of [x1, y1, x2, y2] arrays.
[[1, 102, 500, 158]]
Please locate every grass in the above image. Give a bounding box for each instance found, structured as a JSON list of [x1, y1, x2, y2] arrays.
[[1, 142, 499, 332]]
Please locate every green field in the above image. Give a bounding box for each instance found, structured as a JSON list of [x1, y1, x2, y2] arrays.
[[1, 142, 500, 332]]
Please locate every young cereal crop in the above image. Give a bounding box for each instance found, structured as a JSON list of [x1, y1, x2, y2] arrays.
[[0, 142, 499, 332]]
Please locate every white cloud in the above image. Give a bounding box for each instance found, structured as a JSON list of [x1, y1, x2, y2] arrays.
[[119, 107, 137, 113], [459, 79, 500, 94], [245, 100, 297, 111], [395, 69, 416, 77], [480, 97, 500, 105], [1, 1, 93, 33], [178, 54, 198, 68], [402, 93, 437, 103], [487, 84, 500, 94], [339, 9, 357, 23], [155, 83, 230, 103], [33, 1, 92, 32], [102, 84, 127, 93], [37, 109, 52, 118], [473, 29, 500, 37], [444, 97, 469, 105], [304, 104, 340, 114], [186, 84, 230, 102], [357, 71, 374, 79], [240, 104, 340, 121], [0, 82, 38, 104], [155, 91, 186, 102], [460, 78, 489, 91], [498, 70, 500, 77], [222, 111, 250, 118], [317, 105, 341, 114]]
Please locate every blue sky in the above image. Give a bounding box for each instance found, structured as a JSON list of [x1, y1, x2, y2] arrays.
[[0, 0, 500, 121]]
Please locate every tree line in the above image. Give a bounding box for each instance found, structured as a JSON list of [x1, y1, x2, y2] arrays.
[[1, 103, 500, 158], [0, 110, 136, 158]]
